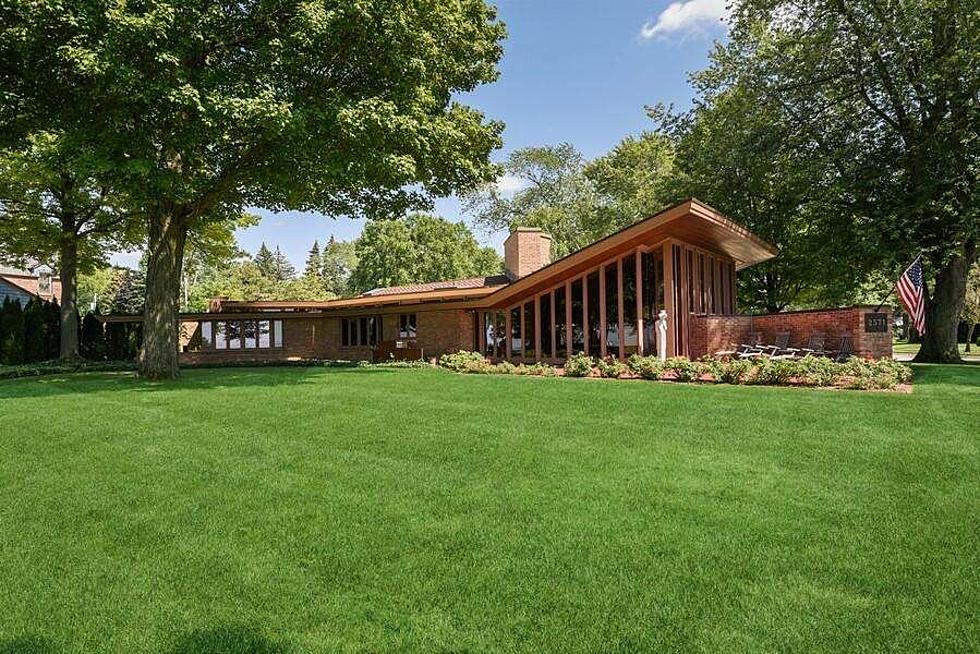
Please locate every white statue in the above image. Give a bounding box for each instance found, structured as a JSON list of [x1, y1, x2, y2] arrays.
[[655, 309, 668, 361]]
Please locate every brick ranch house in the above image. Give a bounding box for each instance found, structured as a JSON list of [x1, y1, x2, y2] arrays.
[[104, 199, 893, 363]]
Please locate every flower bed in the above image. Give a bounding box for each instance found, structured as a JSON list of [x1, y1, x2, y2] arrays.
[[438, 351, 913, 391]]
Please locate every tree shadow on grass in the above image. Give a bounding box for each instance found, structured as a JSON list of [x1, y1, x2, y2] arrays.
[[169, 627, 293, 654], [910, 362, 980, 389], [0, 636, 60, 654], [0, 365, 409, 401]]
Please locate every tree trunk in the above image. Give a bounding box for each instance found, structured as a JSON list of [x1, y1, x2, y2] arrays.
[[139, 208, 188, 379], [914, 242, 976, 363], [59, 226, 80, 361], [965, 323, 975, 353]]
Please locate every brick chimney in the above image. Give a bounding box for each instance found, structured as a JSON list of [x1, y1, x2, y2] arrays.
[[503, 227, 552, 281]]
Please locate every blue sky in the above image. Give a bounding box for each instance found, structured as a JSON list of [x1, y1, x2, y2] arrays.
[[114, 0, 729, 268]]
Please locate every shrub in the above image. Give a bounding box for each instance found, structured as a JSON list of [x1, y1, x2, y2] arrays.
[[515, 362, 557, 376], [794, 355, 841, 386], [628, 354, 665, 380], [595, 356, 627, 378], [752, 357, 795, 385], [563, 353, 595, 377], [715, 358, 753, 384], [494, 361, 518, 375], [842, 357, 910, 390], [438, 350, 488, 373], [664, 357, 700, 382]]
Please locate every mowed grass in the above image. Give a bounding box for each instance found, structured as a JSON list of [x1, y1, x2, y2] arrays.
[[0, 365, 977, 653]]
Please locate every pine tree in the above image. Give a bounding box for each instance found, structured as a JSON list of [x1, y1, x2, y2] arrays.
[[272, 246, 296, 282], [42, 300, 61, 359], [0, 298, 25, 365], [111, 268, 146, 314], [80, 312, 106, 360], [253, 243, 276, 278], [304, 240, 323, 280], [22, 299, 46, 362]]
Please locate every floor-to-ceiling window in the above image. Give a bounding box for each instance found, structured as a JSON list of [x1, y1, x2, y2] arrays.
[[604, 261, 620, 359], [586, 272, 600, 357], [523, 301, 535, 359], [571, 279, 584, 353], [510, 306, 522, 358], [554, 286, 567, 358], [539, 294, 552, 359], [623, 253, 638, 356]]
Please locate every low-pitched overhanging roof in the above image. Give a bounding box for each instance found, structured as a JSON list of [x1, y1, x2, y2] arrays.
[[480, 198, 777, 309]]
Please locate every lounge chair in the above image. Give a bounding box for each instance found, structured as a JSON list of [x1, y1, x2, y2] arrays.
[[783, 334, 826, 359], [827, 335, 853, 362], [715, 332, 763, 359], [743, 332, 791, 359]]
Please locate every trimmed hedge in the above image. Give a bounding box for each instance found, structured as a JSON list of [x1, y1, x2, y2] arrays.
[[437, 351, 913, 391]]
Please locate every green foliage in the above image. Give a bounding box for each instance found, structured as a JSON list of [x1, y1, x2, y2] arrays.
[[584, 132, 676, 233], [793, 355, 843, 387], [22, 299, 47, 363], [350, 214, 502, 293], [439, 350, 491, 373], [715, 358, 753, 385], [0, 359, 134, 380], [320, 237, 359, 297], [595, 357, 627, 379], [664, 357, 701, 382], [0, 298, 25, 365], [563, 353, 595, 377], [628, 354, 666, 380], [80, 313, 105, 361], [751, 358, 795, 386], [105, 321, 140, 361]]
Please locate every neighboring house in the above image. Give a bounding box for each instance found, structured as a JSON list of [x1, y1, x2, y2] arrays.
[[103, 198, 894, 362], [0, 263, 61, 306]]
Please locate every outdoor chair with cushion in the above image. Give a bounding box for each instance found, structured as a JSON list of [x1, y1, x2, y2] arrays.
[[716, 333, 763, 359]]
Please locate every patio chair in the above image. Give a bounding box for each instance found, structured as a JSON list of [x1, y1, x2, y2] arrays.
[[716, 332, 763, 359], [742, 332, 791, 359], [827, 335, 853, 362], [783, 333, 826, 359]]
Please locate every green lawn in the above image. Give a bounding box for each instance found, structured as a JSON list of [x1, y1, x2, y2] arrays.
[[0, 366, 977, 653], [893, 340, 976, 357]]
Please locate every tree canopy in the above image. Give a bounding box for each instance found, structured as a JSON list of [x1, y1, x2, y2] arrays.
[[1, 0, 508, 377], [349, 214, 501, 294], [719, 0, 979, 360]]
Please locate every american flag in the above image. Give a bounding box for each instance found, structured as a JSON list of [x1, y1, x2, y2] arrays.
[[897, 256, 926, 335]]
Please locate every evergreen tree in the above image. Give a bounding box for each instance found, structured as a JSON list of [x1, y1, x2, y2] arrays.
[[80, 313, 106, 360], [22, 299, 46, 362], [111, 268, 146, 314], [0, 299, 25, 365], [104, 321, 129, 361], [304, 241, 323, 281], [272, 247, 297, 282], [42, 300, 61, 359], [254, 243, 276, 279]]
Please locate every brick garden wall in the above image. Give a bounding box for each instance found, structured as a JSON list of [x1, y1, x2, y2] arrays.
[[689, 306, 893, 360]]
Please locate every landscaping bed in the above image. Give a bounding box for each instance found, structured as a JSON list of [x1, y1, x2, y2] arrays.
[[439, 351, 914, 390]]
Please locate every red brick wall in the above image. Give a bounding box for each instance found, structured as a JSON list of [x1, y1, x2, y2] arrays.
[[689, 306, 893, 359], [688, 315, 752, 359]]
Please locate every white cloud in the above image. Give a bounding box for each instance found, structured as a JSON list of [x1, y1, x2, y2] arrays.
[[495, 174, 529, 196], [640, 0, 729, 40]]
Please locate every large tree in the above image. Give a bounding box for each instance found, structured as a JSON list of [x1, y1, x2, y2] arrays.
[[0, 135, 133, 359], [465, 144, 600, 258], [349, 213, 501, 293], [320, 237, 359, 297], [2, 0, 505, 378], [726, 0, 979, 362]]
